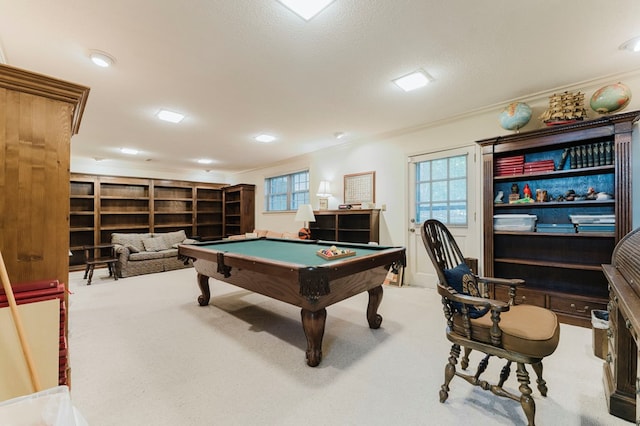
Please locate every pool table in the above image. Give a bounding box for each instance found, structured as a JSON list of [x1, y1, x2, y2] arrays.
[[178, 238, 406, 366]]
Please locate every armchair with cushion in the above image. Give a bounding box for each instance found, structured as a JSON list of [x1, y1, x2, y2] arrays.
[[421, 219, 560, 426]]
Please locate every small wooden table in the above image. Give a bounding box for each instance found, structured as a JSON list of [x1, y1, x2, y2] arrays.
[[83, 244, 118, 285]]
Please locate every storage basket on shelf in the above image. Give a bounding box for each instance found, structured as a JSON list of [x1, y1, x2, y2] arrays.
[[493, 214, 537, 232]]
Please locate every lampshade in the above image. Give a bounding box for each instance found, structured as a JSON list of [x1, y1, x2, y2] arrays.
[[317, 181, 331, 197], [294, 204, 316, 223]]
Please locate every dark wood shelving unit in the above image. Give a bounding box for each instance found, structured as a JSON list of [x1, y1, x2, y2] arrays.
[[310, 209, 380, 244], [477, 110, 640, 327], [195, 186, 224, 241], [222, 184, 255, 237]]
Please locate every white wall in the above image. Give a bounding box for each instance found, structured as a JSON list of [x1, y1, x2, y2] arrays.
[[71, 71, 640, 258], [229, 71, 640, 260]]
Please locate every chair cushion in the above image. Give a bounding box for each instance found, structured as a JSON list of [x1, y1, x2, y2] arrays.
[[142, 237, 171, 252], [454, 304, 560, 358], [443, 263, 489, 319], [129, 251, 166, 261]]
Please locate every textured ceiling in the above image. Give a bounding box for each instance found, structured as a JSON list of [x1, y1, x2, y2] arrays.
[[1, 0, 640, 174]]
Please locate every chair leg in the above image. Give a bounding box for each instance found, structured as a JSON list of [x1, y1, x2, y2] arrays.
[[498, 360, 512, 388], [474, 354, 490, 382], [87, 265, 94, 285], [531, 361, 547, 396], [461, 347, 471, 369], [516, 362, 536, 426], [441, 344, 460, 403]]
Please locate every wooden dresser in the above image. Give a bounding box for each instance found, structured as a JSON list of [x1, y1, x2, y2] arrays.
[[602, 226, 640, 423]]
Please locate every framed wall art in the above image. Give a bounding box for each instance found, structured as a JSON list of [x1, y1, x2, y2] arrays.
[[344, 171, 375, 205]]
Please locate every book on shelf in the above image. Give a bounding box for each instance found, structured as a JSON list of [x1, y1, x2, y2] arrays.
[[577, 224, 615, 233], [523, 160, 555, 173], [558, 148, 570, 170]]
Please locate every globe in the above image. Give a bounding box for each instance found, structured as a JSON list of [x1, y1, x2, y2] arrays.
[[590, 83, 632, 114], [499, 102, 532, 131]]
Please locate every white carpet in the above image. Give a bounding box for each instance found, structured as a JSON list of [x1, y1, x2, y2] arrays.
[[67, 268, 628, 425]]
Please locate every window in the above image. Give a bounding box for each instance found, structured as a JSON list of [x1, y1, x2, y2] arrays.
[[265, 170, 310, 211], [415, 154, 467, 225]]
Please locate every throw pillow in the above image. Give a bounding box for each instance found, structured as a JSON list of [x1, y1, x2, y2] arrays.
[[443, 263, 488, 319], [112, 232, 150, 252], [162, 230, 187, 247], [126, 244, 140, 253], [142, 237, 170, 252]]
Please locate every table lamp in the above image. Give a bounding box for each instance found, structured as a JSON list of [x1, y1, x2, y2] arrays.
[[295, 204, 315, 239]]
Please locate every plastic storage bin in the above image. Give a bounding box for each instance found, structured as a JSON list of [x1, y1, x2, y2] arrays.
[[493, 214, 537, 231], [0, 386, 87, 425], [591, 309, 609, 360]]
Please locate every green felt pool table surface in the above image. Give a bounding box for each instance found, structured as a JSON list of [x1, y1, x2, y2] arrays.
[[195, 238, 384, 266]]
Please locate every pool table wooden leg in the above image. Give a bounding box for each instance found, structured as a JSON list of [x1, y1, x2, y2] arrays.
[[196, 273, 211, 306], [301, 308, 326, 367], [366, 285, 383, 329]]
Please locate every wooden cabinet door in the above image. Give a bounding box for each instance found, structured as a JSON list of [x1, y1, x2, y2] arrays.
[[0, 65, 88, 285]]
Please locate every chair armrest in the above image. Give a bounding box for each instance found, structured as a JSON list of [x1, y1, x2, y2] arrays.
[[439, 283, 509, 312], [477, 276, 524, 287], [113, 243, 125, 253], [448, 291, 510, 312], [476, 276, 525, 305], [113, 245, 130, 264], [441, 286, 510, 345]]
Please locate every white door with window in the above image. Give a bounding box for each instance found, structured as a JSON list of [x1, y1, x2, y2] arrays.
[[406, 146, 480, 288]]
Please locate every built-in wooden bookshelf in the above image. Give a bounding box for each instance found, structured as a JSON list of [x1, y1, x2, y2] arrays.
[[476, 110, 640, 327], [69, 174, 242, 270]]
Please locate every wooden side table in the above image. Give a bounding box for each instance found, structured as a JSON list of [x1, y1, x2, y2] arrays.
[[83, 244, 118, 285]]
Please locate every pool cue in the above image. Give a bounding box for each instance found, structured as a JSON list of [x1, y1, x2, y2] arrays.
[[0, 251, 42, 392]]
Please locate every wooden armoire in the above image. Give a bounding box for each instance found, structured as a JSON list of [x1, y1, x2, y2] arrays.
[[0, 64, 89, 288]]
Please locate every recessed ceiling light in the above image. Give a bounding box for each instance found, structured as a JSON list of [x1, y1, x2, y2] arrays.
[[120, 148, 138, 155], [278, 0, 335, 21], [156, 109, 185, 123], [89, 50, 115, 68], [197, 159, 213, 164], [255, 134, 276, 143], [620, 36, 640, 52], [393, 69, 433, 92], [334, 132, 345, 139]]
